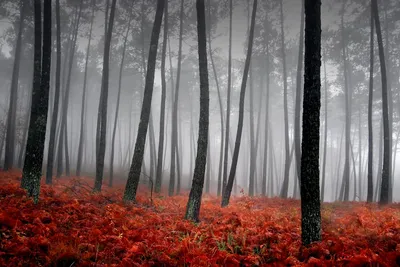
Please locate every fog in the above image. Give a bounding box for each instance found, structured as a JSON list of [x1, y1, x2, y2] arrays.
[[0, 0, 399, 202]]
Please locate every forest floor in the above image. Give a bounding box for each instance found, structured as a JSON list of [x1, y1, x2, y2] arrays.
[[0, 171, 399, 266]]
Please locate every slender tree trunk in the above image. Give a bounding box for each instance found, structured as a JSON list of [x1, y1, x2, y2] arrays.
[[321, 51, 328, 202], [262, 14, 270, 197], [301, 0, 321, 246], [93, 0, 117, 192], [155, 1, 168, 193], [185, 0, 209, 221], [4, 0, 26, 171], [367, 3, 374, 202], [248, 65, 256, 196], [109, 9, 133, 187], [45, 0, 61, 183], [76, 0, 95, 177], [21, 0, 51, 204], [372, 0, 390, 205], [169, 0, 184, 196], [123, 0, 164, 201], [221, 0, 257, 207], [294, 0, 305, 185], [222, 0, 233, 197], [279, 0, 291, 198], [341, 0, 351, 201], [207, 0, 224, 198]]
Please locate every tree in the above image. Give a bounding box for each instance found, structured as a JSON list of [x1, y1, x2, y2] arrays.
[[169, 0, 184, 197], [45, 0, 61, 184], [155, 0, 168, 193], [21, 0, 51, 203], [76, 0, 96, 177], [123, 0, 165, 202], [185, 0, 209, 222], [367, 1, 374, 203], [301, 0, 321, 246], [4, 0, 26, 171], [221, 0, 257, 208], [321, 50, 328, 202], [93, 0, 117, 192], [222, 0, 233, 197], [372, 0, 390, 205]]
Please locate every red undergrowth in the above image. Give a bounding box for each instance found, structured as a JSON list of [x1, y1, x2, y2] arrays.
[[0, 171, 399, 266]]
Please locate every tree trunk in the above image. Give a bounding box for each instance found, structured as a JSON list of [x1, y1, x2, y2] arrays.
[[221, 0, 257, 207], [155, 1, 168, 193], [321, 50, 328, 202], [279, 0, 291, 199], [222, 0, 233, 197], [341, 0, 351, 201], [21, 0, 51, 204], [76, 0, 95, 177], [185, 0, 210, 221], [262, 14, 270, 197], [248, 65, 256, 196], [372, 0, 390, 205], [367, 2, 374, 202], [4, 0, 26, 171], [93, 0, 117, 192], [123, 0, 164, 201], [301, 0, 321, 246], [169, 0, 184, 196], [109, 7, 133, 187], [294, 0, 305, 186]]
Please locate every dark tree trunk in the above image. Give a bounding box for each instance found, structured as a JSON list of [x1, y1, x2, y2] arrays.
[[45, 0, 61, 184], [340, 0, 351, 201], [4, 0, 26, 171], [294, 0, 305, 184], [169, 0, 184, 197], [375, 123, 383, 202], [76, 0, 95, 177], [262, 14, 270, 197], [93, 0, 117, 192], [123, 0, 164, 201], [222, 0, 233, 197], [372, 0, 390, 205], [248, 65, 255, 196], [221, 0, 257, 207], [21, 0, 51, 204], [155, 1, 168, 193], [109, 8, 133, 187], [185, 0, 210, 221], [279, 0, 291, 199], [321, 51, 328, 202], [301, 0, 321, 246], [207, 0, 224, 198]]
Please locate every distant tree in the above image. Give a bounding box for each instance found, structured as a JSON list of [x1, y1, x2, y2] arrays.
[[169, 0, 184, 197], [279, 0, 291, 199], [109, 4, 134, 187], [185, 0, 209, 222], [372, 0, 390, 205], [221, 0, 257, 207], [4, 0, 26, 171], [367, 2, 374, 203], [21, 0, 51, 203], [222, 0, 233, 197], [321, 50, 328, 202], [76, 0, 96, 177], [123, 0, 165, 202], [45, 0, 61, 184], [155, 0, 168, 193], [93, 0, 117, 192], [301, 0, 321, 246]]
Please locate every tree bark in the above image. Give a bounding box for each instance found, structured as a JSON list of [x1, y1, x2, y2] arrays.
[[372, 0, 390, 205], [301, 0, 321, 246], [123, 0, 164, 201], [367, 2, 374, 202], [221, 0, 257, 207], [155, 1, 168, 193], [185, 0, 210, 221], [21, 0, 51, 204], [93, 0, 117, 192]]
